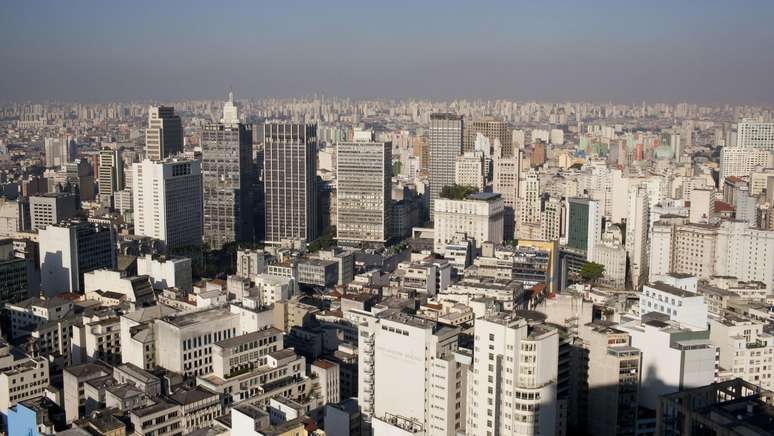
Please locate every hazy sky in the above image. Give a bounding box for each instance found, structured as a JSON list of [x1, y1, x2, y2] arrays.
[[2, 0, 773, 104]]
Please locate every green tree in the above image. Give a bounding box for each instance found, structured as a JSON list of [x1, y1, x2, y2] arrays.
[[440, 184, 478, 200], [392, 161, 402, 177], [580, 262, 605, 287]]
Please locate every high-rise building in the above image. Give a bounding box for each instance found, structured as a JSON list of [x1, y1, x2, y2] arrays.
[[541, 196, 564, 242], [39, 219, 116, 296], [44, 136, 75, 169], [736, 118, 774, 150], [336, 136, 392, 245], [434, 192, 504, 255], [29, 192, 79, 230], [97, 147, 124, 207], [0, 239, 28, 306], [467, 312, 559, 436], [145, 106, 183, 161], [518, 170, 542, 236], [454, 151, 485, 191], [201, 95, 255, 249], [492, 150, 522, 240], [620, 317, 716, 411], [357, 311, 468, 435], [133, 158, 203, 249], [719, 147, 773, 182], [566, 197, 601, 260], [264, 123, 318, 245], [625, 185, 650, 290], [428, 113, 463, 221], [464, 118, 511, 156]]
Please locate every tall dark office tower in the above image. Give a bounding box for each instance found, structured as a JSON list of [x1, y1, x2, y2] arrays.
[[428, 113, 463, 221], [264, 123, 318, 245], [145, 106, 183, 161], [201, 95, 254, 250]]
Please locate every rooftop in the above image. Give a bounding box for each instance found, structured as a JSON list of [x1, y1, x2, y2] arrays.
[[131, 400, 178, 418], [162, 307, 234, 328], [214, 327, 281, 349], [647, 281, 697, 298]]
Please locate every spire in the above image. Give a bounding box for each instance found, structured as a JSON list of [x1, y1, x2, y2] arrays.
[[221, 89, 239, 124]]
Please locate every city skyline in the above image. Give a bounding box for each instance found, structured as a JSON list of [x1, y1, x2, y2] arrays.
[[2, 1, 774, 104]]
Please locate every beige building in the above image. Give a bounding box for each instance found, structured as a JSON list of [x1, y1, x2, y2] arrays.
[[710, 314, 774, 390], [434, 192, 504, 255], [579, 321, 640, 436]]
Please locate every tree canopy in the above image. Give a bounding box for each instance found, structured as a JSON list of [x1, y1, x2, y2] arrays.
[[580, 262, 605, 284], [440, 184, 478, 200]]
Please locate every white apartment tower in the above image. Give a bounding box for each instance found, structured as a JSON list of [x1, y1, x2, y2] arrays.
[[133, 158, 203, 249], [467, 313, 559, 436], [336, 135, 392, 245], [357, 311, 468, 436]]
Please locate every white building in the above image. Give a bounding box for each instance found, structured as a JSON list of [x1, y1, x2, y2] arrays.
[[137, 254, 193, 292], [0, 345, 50, 411], [133, 158, 203, 249], [454, 151, 485, 191], [155, 308, 241, 377], [710, 314, 774, 390], [639, 281, 708, 331], [83, 269, 155, 305], [688, 188, 715, 224], [736, 118, 774, 150], [253, 273, 295, 306], [311, 359, 340, 405], [619, 317, 716, 410], [357, 311, 468, 436], [467, 312, 558, 436], [39, 220, 116, 295], [719, 147, 773, 182], [236, 249, 269, 278], [434, 192, 503, 255]]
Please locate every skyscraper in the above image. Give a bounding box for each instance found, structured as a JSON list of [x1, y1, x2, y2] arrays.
[[133, 158, 203, 249], [97, 147, 124, 207], [44, 135, 75, 168], [145, 106, 183, 161], [264, 123, 318, 245], [336, 134, 392, 245], [428, 113, 463, 221], [201, 95, 254, 250]]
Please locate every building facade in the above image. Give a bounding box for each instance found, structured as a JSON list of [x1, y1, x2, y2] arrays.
[[263, 123, 318, 244]]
